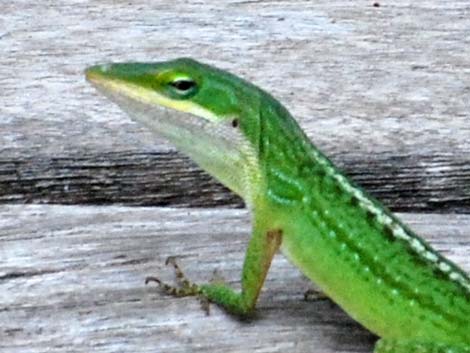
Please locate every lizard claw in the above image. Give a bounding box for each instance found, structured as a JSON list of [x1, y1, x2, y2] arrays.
[[145, 276, 161, 285], [145, 257, 201, 298], [198, 294, 211, 316]]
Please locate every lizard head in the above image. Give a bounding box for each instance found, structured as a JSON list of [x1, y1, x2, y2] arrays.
[[85, 58, 263, 203]]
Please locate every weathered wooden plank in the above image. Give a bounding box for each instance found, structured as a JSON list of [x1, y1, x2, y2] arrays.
[[1, 1, 470, 210], [1, 205, 469, 353], [0, 151, 242, 208], [1, 150, 470, 213]]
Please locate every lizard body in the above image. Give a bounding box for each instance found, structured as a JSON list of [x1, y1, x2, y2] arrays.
[[86, 58, 470, 352]]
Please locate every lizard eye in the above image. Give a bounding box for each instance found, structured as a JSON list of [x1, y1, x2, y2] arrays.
[[169, 79, 197, 93], [167, 78, 198, 99]]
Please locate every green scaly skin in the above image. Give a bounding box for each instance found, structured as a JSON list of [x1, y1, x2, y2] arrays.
[[86, 58, 470, 353]]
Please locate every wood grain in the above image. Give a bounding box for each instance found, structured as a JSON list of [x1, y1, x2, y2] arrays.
[[1, 150, 470, 213], [1, 205, 469, 353], [2, 1, 470, 352], [1, 1, 470, 211]]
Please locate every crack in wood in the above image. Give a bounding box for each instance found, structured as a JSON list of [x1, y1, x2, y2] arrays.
[[0, 151, 469, 213]]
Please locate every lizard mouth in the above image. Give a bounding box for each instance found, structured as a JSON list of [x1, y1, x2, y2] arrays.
[[87, 73, 214, 146], [86, 67, 255, 199], [86, 65, 223, 147]]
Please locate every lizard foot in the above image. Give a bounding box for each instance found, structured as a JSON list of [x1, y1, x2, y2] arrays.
[[145, 257, 211, 314], [145, 256, 200, 297]]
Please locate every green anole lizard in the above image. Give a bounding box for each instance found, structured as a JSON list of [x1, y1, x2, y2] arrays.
[[86, 58, 470, 353]]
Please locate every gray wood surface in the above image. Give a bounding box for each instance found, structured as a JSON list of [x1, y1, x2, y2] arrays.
[[1, 206, 470, 353], [1, 1, 470, 212], [2, 1, 470, 352], [2, 150, 470, 213]]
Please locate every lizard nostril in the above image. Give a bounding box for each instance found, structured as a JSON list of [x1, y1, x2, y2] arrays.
[[100, 63, 112, 73]]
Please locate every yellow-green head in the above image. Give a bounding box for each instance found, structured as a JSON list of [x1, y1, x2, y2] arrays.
[[85, 58, 264, 203]]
